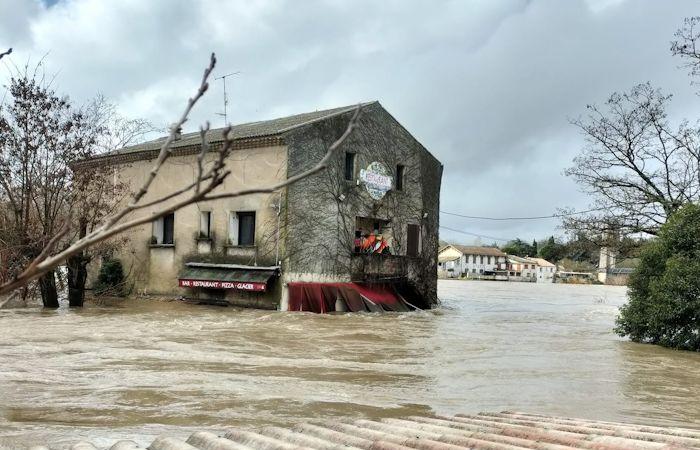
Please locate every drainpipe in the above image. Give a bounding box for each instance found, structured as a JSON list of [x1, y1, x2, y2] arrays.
[[275, 192, 282, 266]]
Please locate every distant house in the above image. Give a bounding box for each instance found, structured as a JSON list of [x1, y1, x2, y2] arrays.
[[506, 255, 538, 280], [525, 257, 556, 283], [438, 245, 507, 277]]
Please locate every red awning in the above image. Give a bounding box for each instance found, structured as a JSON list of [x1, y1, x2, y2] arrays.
[[287, 282, 411, 313]]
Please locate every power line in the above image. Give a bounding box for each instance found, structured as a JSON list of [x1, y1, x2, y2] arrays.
[[439, 207, 605, 221], [439, 225, 512, 242]]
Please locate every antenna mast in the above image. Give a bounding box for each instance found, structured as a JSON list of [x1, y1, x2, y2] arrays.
[[215, 71, 240, 125]]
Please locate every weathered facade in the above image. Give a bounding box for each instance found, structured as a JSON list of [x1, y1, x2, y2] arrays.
[[83, 102, 443, 311]]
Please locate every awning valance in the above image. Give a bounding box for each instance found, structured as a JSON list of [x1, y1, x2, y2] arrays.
[[287, 282, 412, 313], [178, 263, 278, 292]]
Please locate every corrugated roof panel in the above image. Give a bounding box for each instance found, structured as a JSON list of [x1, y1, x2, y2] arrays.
[[40, 412, 700, 449]]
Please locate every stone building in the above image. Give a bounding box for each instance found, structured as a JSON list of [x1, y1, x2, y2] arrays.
[[81, 102, 443, 311]]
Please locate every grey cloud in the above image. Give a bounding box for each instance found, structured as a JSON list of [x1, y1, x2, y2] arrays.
[[2, 0, 699, 244]]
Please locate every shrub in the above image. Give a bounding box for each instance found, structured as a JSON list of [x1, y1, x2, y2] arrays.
[[615, 204, 700, 351], [93, 259, 126, 297]]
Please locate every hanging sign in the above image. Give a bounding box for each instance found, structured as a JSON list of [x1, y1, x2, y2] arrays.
[[359, 161, 392, 200]]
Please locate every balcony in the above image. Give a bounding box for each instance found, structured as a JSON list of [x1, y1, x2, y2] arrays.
[[351, 253, 411, 282]]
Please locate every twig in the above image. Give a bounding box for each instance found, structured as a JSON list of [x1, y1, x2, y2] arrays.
[[0, 48, 11, 60]]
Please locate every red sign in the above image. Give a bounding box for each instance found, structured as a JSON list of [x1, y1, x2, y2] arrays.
[[178, 279, 267, 291]]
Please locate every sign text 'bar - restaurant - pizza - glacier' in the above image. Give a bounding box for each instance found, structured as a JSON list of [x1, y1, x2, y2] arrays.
[[178, 279, 267, 291]]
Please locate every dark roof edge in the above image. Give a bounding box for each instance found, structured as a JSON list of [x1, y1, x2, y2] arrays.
[[276, 101, 377, 134], [72, 136, 285, 169], [74, 102, 378, 168]]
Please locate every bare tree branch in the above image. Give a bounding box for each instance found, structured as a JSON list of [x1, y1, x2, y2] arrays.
[[0, 48, 10, 60]]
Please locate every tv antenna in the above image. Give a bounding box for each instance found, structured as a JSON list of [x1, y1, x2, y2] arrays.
[[215, 71, 240, 125]]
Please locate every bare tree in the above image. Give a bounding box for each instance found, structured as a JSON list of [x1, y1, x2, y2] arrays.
[[0, 53, 361, 301], [672, 16, 700, 84], [65, 97, 155, 307], [565, 83, 700, 237], [0, 68, 98, 307]]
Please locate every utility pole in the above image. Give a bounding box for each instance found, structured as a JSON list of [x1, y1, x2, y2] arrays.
[[215, 71, 240, 125]]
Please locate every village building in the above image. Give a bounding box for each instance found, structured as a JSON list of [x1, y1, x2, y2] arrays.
[[437, 245, 507, 278], [79, 102, 443, 312], [525, 257, 556, 283], [506, 255, 538, 280]]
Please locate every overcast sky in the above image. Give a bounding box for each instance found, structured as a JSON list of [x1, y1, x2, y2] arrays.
[[2, 0, 699, 245]]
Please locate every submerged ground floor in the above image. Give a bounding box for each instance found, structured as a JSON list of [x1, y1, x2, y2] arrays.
[[160, 255, 433, 312]]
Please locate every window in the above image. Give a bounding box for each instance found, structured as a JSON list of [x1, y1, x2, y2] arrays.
[[237, 212, 256, 246], [480, 255, 484, 264], [344, 152, 355, 181], [152, 212, 175, 245], [199, 211, 212, 239], [488, 256, 493, 265], [396, 164, 405, 191], [406, 224, 421, 257]]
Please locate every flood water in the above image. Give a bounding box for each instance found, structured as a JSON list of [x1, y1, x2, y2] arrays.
[[1, 280, 699, 448]]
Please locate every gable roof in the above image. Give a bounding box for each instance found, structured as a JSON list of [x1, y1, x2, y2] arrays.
[[110, 102, 376, 157], [439, 245, 506, 257], [508, 255, 532, 263], [525, 257, 556, 267]]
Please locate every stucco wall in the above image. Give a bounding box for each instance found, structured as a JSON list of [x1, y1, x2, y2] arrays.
[[97, 144, 287, 300]]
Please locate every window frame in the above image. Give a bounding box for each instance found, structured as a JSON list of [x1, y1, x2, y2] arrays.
[[396, 164, 405, 191], [406, 223, 421, 257], [344, 152, 356, 181], [152, 212, 175, 245], [237, 211, 256, 246], [199, 211, 212, 239]]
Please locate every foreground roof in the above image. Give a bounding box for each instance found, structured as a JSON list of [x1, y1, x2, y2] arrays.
[[45, 411, 700, 449], [111, 102, 374, 156]]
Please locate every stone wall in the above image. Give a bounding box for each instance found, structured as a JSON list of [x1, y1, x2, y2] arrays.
[[282, 102, 442, 307]]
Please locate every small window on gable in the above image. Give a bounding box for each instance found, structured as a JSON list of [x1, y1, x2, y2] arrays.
[[199, 211, 212, 239], [344, 152, 355, 181], [152, 212, 175, 245], [396, 164, 405, 191]]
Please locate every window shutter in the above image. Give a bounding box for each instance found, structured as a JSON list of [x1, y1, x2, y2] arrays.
[[229, 213, 239, 245], [152, 218, 164, 244]]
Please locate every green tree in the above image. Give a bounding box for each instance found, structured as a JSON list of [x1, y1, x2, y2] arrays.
[[538, 236, 564, 262], [93, 259, 126, 297], [502, 238, 535, 257], [615, 204, 700, 351]]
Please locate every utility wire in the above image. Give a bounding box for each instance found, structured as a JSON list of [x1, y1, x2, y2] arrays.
[[439, 207, 606, 221], [439, 225, 512, 243]]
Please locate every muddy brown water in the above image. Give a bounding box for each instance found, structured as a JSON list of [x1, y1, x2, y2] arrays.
[[1, 280, 699, 448]]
